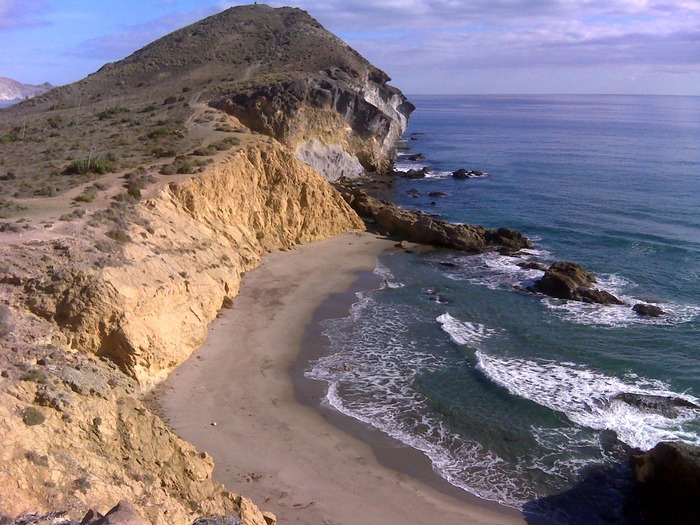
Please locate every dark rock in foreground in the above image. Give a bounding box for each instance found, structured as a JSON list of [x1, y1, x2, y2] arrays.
[[628, 442, 700, 525], [337, 187, 532, 253], [530, 261, 624, 305], [632, 303, 665, 317]]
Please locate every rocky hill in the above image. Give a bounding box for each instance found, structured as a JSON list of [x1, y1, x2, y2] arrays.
[[0, 77, 53, 102], [0, 4, 405, 523]]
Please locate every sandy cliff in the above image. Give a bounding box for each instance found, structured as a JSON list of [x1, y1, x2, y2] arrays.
[[0, 141, 362, 522]]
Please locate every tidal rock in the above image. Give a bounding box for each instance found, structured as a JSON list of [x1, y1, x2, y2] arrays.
[[337, 186, 532, 253], [408, 153, 425, 161], [518, 261, 547, 271], [628, 442, 700, 525], [632, 303, 665, 317], [452, 168, 484, 179], [428, 192, 448, 197], [613, 393, 700, 418], [401, 167, 430, 179], [531, 261, 624, 305]]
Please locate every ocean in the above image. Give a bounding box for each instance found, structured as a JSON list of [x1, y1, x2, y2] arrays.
[[304, 95, 700, 519]]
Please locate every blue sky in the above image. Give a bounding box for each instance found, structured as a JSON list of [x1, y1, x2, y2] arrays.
[[1, 0, 699, 94]]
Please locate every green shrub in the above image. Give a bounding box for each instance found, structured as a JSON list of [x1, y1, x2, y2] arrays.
[[0, 304, 12, 338], [97, 106, 129, 120], [21, 407, 45, 426], [106, 228, 131, 243], [20, 369, 47, 383], [63, 157, 115, 176]]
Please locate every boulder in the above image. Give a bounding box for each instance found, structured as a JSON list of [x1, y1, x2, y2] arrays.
[[401, 167, 430, 179], [531, 261, 624, 305], [627, 442, 700, 525], [452, 168, 484, 179], [85, 501, 149, 525], [633, 303, 665, 317], [408, 153, 425, 161]]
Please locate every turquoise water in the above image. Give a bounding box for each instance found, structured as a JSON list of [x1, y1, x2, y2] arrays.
[[306, 95, 700, 515]]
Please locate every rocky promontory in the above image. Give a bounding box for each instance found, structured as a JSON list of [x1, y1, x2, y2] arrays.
[[337, 186, 532, 253]]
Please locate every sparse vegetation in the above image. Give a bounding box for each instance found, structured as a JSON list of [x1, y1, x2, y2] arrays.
[[21, 407, 45, 426], [0, 304, 12, 338]]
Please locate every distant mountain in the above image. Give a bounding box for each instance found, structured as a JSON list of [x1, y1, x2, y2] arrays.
[[0, 77, 54, 102]]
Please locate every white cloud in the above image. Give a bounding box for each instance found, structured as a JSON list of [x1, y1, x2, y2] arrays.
[[0, 0, 47, 29]]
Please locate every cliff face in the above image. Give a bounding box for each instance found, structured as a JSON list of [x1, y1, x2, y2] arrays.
[[212, 68, 414, 179], [0, 141, 363, 521]]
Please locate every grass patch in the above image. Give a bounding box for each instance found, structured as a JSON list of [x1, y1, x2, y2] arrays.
[[63, 157, 116, 176]]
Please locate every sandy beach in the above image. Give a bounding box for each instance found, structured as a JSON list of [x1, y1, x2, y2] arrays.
[[160, 232, 526, 525]]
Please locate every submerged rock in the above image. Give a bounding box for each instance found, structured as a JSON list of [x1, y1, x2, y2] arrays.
[[530, 261, 624, 305]]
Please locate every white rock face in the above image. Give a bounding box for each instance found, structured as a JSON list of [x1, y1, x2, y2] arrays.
[[0, 77, 53, 101], [361, 82, 410, 157], [295, 138, 365, 181]]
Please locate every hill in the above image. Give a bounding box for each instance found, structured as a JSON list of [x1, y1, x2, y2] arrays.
[[0, 77, 53, 102]]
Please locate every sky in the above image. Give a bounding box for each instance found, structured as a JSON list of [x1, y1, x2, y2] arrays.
[[1, 0, 699, 95]]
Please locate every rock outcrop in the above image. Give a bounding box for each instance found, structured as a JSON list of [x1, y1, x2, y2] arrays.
[[212, 68, 413, 180], [338, 187, 532, 253], [0, 78, 53, 102], [628, 442, 700, 524], [531, 261, 624, 305], [632, 303, 665, 317]]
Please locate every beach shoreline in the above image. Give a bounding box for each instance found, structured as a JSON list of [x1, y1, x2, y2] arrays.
[[159, 232, 526, 525]]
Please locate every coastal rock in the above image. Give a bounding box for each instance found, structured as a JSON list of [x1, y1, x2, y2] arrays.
[[632, 303, 665, 317], [613, 393, 700, 418], [337, 186, 532, 253], [531, 261, 624, 305], [627, 442, 700, 524], [428, 192, 448, 197], [400, 167, 429, 179], [452, 168, 484, 179], [407, 153, 425, 161]]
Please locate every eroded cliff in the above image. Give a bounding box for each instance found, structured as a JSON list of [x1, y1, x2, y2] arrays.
[[0, 141, 362, 521]]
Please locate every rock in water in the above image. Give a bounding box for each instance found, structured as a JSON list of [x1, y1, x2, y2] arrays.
[[633, 303, 665, 317], [613, 392, 700, 418], [628, 442, 700, 524], [408, 153, 425, 161], [337, 187, 532, 253], [531, 261, 624, 305]]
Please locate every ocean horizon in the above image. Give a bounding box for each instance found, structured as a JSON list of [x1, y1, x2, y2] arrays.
[[305, 93, 700, 522]]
